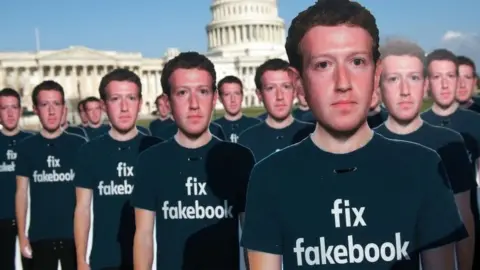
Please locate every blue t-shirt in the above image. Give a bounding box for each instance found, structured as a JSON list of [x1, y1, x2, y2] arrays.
[[241, 134, 466, 270], [257, 112, 268, 121], [15, 132, 87, 241], [131, 137, 255, 269], [155, 122, 226, 141], [367, 107, 388, 128], [65, 126, 87, 139], [74, 133, 162, 269], [375, 122, 476, 194], [84, 124, 110, 141], [149, 118, 174, 138], [0, 130, 34, 220], [214, 115, 260, 143], [238, 120, 315, 161], [422, 108, 480, 169], [292, 108, 310, 121]]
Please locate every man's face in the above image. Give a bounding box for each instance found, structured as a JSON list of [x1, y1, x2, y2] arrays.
[[428, 60, 458, 108], [156, 96, 170, 118], [256, 70, 296, 121], [84, 100, 103, 125], [104, 80, 141, 133], [456, 64, 477, 103], [79, 106, 88, 124], [381, 55, 426, 122], [0, 96, 21, 131], [34, 90, 64, 132], [169, 68, 216, 137], [220, 82, 243, 116], [300, 25, 378, 131]]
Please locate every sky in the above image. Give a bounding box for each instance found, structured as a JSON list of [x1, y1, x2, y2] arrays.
[[1, 0, 479, 63]]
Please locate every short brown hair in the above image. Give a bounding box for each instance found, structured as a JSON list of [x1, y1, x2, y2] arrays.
[[426, 49, 458, 76], [285, 0, 380, 74]]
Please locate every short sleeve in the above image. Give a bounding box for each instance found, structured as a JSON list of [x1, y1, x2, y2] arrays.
[[416, 152, 467, 251], [214, 125, 225, 140], [15, 141, 31, 178], [233, 147, 255, 213], [237, 130, 250, 149], [73, 145, 95, 189], [241, 162, 282, 254], [131, 152, 157, 211], [474, 126, 480, 162], [437, 135, 477, 193]]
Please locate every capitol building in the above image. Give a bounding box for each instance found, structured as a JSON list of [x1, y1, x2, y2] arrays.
[[0, 0, 287, 116]]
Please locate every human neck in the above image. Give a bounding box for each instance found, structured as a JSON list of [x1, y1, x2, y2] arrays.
[[368, 105, 382, 116], [175, 130, 212, 149], [109, 127, 138, 142], [224, 112, 242, 121], [1, 127, 20, 136], [297, 105, 309, 111], [384, 115, 423, 135], [158, 115, 171, 121], [89, 122, 102, 128], [431, 102, 459, 117], [265, 114, 294, 129], [40, 128, 63, 139], [458, 99, 474, 108], [311, 122, 373, 154]]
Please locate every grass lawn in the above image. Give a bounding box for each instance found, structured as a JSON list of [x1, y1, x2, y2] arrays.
[[136, 99, 436, 128]]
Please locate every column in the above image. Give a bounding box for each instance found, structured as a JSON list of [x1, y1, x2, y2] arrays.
[[242, 25, 246, 43], [208, 31, 212, 48], [37, 65, 43, 83], [147, 70, 155, 96], [224, 27, 228, 45], [229, 26, 234, 44], [271, 26, 275, 42], [70, 66, 77, 98], [213, 29, 217, 47], [235, 26, 240, 43], [263, 25, 268, 41], [59, 66, 66, 94], [155, 71, 161, 96], [81, 66, 87, 99], [218, 28, 222, 46], [0, 67, 4, 89], [249, 25, 253, 41]]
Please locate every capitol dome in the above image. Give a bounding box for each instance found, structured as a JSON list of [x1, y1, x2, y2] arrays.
[[206, 0, 285, 57]]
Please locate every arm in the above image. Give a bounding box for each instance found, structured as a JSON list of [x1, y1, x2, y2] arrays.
[[437, 138, 476, 270], [239, 213, 249, 270], [454, 191, 474, 270], [74, 187, 92, 265], [418, 153, 467, 270], [15, 176, 31, 258], [248, 251, 282, 270], [236, 147, 255, 270], [134, 209, 155, 270], [241, 162, 282, 270], [476, 158, 480, 185], [421, 244, 456, 270], [130, 151, 158, 270]]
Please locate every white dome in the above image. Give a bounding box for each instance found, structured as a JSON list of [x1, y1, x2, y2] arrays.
[[206, 0, 285, 56]]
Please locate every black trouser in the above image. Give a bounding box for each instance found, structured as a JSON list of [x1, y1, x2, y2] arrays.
[[0, 218, 31, 270], [30, 238, 76, 270]]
